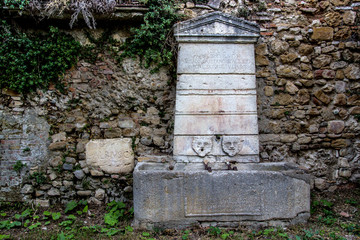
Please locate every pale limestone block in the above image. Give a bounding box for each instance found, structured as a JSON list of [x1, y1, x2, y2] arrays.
[[177, 75, 256, 90], [177, 43, 255, 74], [174, 115, 259, 135], [86, 138, 134, 174], [173, 135, 259, 156], [175, 95, 257, 114]]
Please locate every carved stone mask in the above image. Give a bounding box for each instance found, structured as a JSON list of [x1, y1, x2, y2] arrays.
[[192, 137, 213, 157], [222, 136, 244, 157]]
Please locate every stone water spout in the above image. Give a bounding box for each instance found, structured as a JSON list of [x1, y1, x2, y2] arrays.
[[133, 12, 311, 229]]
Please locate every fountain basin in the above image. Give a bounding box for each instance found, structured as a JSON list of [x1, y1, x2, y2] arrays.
[[133, 162, 311, 229]]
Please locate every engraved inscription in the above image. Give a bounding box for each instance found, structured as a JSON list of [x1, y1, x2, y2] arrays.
[[192, 136, 213, 157], [222, 136, 244, 156], [185, 174, 262, 216], [183, 53, 252, 72], [86, 139, 134, 174], [177, 43, 255, 74]]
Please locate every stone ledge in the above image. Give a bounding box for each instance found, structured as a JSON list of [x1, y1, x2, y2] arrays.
[[1, 6, 148, 22]]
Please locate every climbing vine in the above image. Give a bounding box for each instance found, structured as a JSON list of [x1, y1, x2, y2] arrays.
[[119, 0, 181, 72], [0, 0, 182, 93], [0, 20, 81, 93]]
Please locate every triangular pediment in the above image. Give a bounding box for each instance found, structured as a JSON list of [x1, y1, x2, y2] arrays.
[[174, 12, 260, 43]]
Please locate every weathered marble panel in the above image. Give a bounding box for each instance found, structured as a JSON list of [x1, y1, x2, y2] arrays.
[[184, 173, 262, 216], [86, 138, 134, 174], [177, 43, 255, 74], [177, 75, 256, 90], [175, 95, 257, 114], [174, 115, 259, 135]]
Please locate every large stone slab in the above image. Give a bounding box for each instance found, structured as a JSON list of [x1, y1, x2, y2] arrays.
[[133, 162, 311, 229], [177, 43, 255, 74], [175, 95, 257, 115], [177, 75, 256, 90], [174, 115, 259, 135], [86, 138, 134, 174]]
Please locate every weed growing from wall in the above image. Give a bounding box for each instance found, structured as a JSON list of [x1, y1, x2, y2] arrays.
[[0, 20, 81, 93]]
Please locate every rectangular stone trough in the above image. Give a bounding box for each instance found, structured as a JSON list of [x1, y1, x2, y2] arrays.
[[133, 162, 311, 229]]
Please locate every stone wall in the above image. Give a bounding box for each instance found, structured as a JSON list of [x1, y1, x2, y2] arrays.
[[0, 26, 175, 205], [248, 0, 360, 191], [1, 0, 360, 204]]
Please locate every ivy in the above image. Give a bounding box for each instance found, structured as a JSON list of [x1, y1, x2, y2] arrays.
[[0, 20, 81, 93], [119, 0, 181, 72], [3, 0, 28, 10]]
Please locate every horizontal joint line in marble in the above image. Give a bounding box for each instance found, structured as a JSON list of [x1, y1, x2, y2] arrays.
[[177, 92, 257, 96], [178, 73, 256, 75], [175, 112, 258, 115], [176, 154, 259, 156], [174, 134, 260, 136]]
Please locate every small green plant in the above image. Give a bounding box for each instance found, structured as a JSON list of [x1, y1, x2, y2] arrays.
[[64, 200, 87, 214], [354, 114, 360, 122], [22, 147, 30, 153], [3, 0, 28, 9], [131, 136, 137, 151], [104, 201, 130, 227], [28, 222, 41, 230], [345, 198, 358, 205], [64, 201, 78, 213], [237, 6, 251, 18], [341, 222, 360, 236], [0, 220, 21, 229], [0, 234, 10, 240], [29, 172, 46, 184], [182, 230, 190, 240], [125, 226, 134, 232], [207, 226, 222, 236], [81, 179, 90, 190], [220, 231, 234, 240], [158, 109, 166, 118], [257, 1, 267, 11], [59, 220, 73, 227], [14, 208, 32, 220], [52, 212, 62, 221], [312, 199, 338, 226], [13, 160, 26, 173]]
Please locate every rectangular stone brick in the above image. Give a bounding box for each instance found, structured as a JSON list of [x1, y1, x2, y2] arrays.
[[175, 95, 257, 115], [174, 115, 259, 135], [177, 75, 256, 90], [311, 27, 334, 41]]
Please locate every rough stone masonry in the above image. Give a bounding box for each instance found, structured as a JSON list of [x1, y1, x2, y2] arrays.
[[0, 0, 359, 207]]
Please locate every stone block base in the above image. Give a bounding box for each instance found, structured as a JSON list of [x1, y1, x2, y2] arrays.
[[133, 162, 310, 229]]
